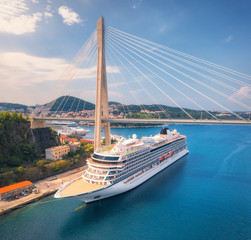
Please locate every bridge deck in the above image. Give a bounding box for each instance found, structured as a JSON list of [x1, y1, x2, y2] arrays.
[[32, 117, 251, 125]]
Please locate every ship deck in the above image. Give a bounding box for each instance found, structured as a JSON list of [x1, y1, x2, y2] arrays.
[[59, 178, 103, 197], [88, 158, 125, 168], [151, 135, 186, 149]]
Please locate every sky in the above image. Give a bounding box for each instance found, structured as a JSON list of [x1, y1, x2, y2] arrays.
[[0, 0, 250, 111]]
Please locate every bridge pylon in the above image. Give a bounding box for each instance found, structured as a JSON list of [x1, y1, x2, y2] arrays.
[[94, 17, 111, 151]]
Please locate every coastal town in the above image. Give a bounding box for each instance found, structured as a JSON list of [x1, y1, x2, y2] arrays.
[[0, 117, 93, 215]]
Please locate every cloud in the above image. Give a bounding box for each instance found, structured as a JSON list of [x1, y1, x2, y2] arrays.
[[106, 66, 120, 73], [58, 6, 82, 26], [128, 89, 143, 94], [224, 35, 233, 43], [32, 0, 39, 3], [229, 86, 251, 100], [44, 11, 53, 23], [109, 82, 127, 88], [46, 5, 51, 11], [0, 51, 120, 104], [0, 0, 42, 34]]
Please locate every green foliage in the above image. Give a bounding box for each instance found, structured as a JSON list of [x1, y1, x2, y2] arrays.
[[116, 104, 221, 120], [0, 171, 17, 187], [102, 138, 117, 145], [17, 166, 25, 174], [0, 110, 92, 186], [81, 141, 88, 146], [36, 160, 47, 168], [45, 160, 68, 172], [48, 96, 95, 112], [0, 102, 27, 111], [67, 151, 76, 158], [0, 111, 40, 168]]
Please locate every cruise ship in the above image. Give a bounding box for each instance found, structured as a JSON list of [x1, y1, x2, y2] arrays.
[[54, 128, 188, 203]]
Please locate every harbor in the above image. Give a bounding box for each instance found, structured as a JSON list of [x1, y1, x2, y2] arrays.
[[0, 125, 250, 240], [0, 166, 87, 216]]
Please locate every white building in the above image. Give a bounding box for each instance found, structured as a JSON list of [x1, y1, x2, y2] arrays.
[[45, 145, 70, 161]]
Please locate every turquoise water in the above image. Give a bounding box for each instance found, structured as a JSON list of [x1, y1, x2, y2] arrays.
[[1, 125, 251, 240]]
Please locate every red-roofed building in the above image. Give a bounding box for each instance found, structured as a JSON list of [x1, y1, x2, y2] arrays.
[[80, 139, 94, 144], [68, 138, 81, 151], [0, 181, 33, 200], [70, 138, 78, 142], [60, 135, 70, 144]]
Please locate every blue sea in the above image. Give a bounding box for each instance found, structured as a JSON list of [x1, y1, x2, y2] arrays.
[[1, 125, 251, 240]]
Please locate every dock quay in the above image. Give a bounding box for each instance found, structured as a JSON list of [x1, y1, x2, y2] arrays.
[[0, 166, 87, 216]]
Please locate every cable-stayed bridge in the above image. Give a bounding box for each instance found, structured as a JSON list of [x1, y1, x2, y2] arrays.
[[33, 116, 251, 126], [31, 17, 251, 149]]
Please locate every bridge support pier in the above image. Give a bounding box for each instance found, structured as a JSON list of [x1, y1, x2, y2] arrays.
[[94, 17, 111, 151], [29, 119, 46, 129]]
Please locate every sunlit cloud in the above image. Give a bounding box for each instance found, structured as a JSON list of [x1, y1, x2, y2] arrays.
[[58, 6, 83, 26], [108, 82, 127, 88], [0, 51, 120, 104], [44, 11, 53, 23], [129, 89, 143, 94], [229, 86, 251, 101], [0, 0, 42, 35]]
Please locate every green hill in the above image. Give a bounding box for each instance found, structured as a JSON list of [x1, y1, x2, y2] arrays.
[[0, 102, 27, 111], [47, 96, 95, 112], [108, 101, 121, 105], [117, 104, 219, 120]]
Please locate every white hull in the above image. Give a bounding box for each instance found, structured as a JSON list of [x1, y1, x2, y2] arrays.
[[75, 149, 188, 203]]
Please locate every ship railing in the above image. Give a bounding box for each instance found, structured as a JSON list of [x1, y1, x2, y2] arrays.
[[86, 169, 107, 176], [82, 175, 113, 184], [87, 158, 126, 168]]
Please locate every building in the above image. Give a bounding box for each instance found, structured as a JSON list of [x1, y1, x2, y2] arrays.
[[68, 138, 81, 152], [0, 181, 33, 200], [45, 145, 70, 161], [60, 135, 70, 144]]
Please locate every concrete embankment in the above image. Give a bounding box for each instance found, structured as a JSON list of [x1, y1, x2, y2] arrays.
[[0, 166, 87, 216]]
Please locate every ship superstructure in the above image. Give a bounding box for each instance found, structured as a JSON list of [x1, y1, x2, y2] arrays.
[[55, 128, 188, 203]]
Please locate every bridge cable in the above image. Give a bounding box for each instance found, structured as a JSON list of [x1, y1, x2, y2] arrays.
[[107, 32, 251, 112], [106, 34, 247, 120], [106, 45, 172, 120], [107, 28, 251, 96], [106, 39, 195, 120], [54, 33, 97, 114], [107, 26, 251, 81], [106, 53, 129, 117], [45, 29, 97, 115], [72, 44, 97, 114], [106, 48, 152, 119], [107, 37, 217, 120]]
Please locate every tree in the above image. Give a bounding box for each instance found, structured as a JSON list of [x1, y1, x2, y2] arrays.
[[17, 166, 25, 174]]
